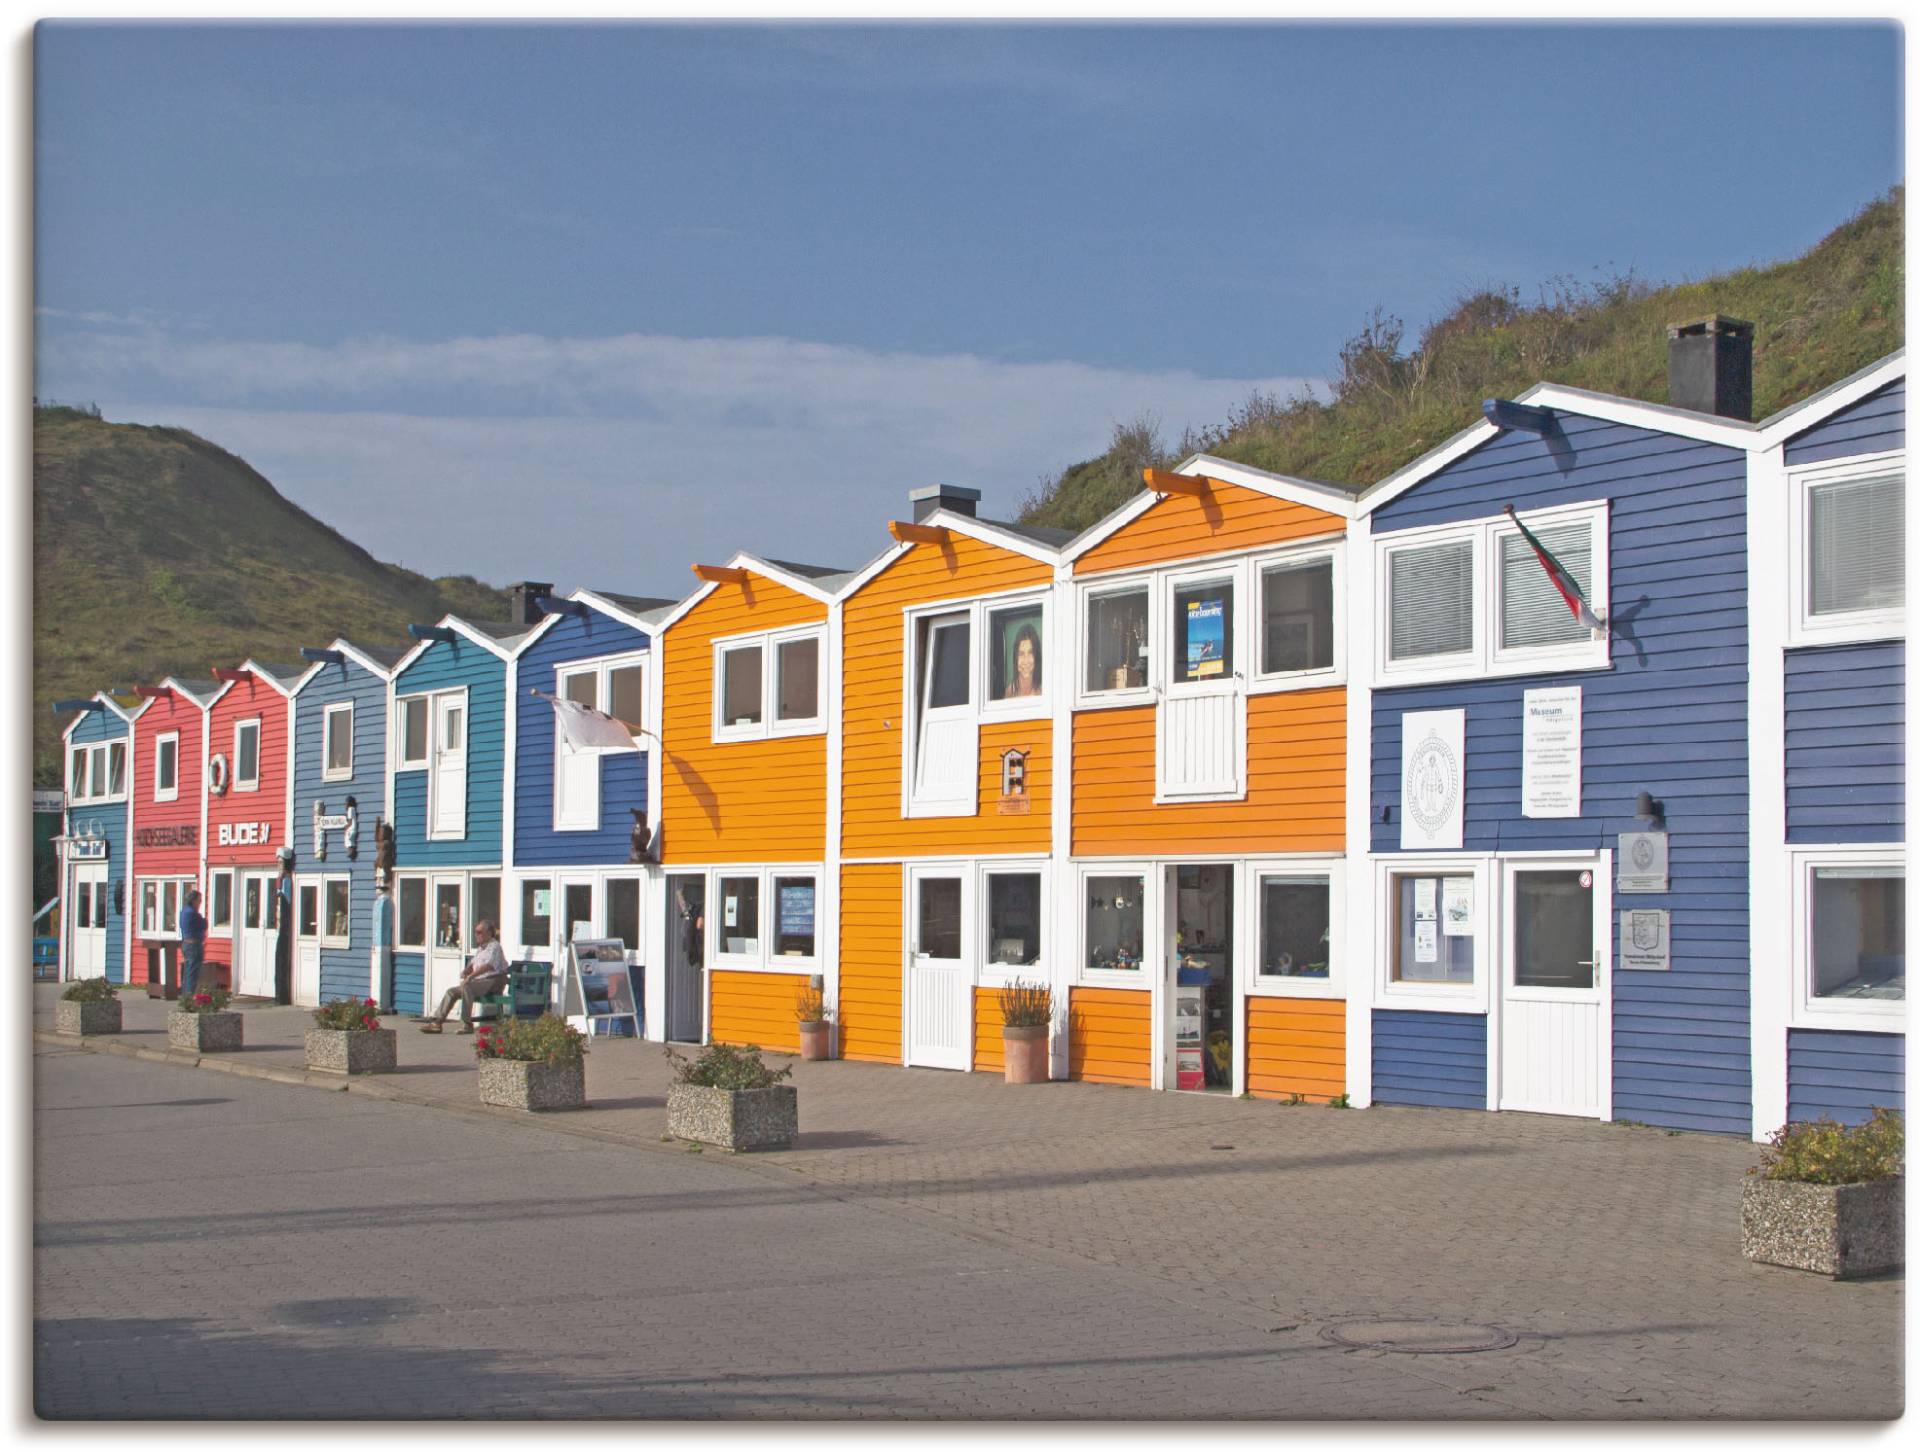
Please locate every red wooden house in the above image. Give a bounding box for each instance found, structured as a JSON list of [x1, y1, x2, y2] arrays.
[[201, 661, 301, 999], [125, 677, 217, 992]]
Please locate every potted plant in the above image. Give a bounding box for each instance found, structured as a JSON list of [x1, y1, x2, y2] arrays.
[[1742, 1108, 1903, 1278], [56, 977, 122, 1036], [998, 978, 1052, 1084], [665, 1043, 796, 1151], [305, 997, 398, 1075], [169, 986, 243, 1053], [474, 1012, 587, 1111], [795, 980, 833, 1061]]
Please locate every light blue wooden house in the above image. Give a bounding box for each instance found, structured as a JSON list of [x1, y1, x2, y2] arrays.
[[57, 692, 137, 983]]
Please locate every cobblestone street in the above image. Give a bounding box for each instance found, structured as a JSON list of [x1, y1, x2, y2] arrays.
[[32, 988, 1903, 1420]]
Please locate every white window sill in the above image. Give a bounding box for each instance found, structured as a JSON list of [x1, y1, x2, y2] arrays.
[[321, 769, 353, 784], [552, 821, 600, 834], [1248, 977, 1343, 1001], [767, 720, 826, 738], [1374, 982, 1487, 1015], [320, 937, 352, 950], [1792, 1004, 1906, 1036], [710, 960, 808, 975], [1077, 970, 1148, 989], [154, 792, 179, 804], [905, 800, 976, 819], [1375, 652, 1610, 691], [1073, 690, 1156, 713], [1786, 614, 1906, 650], [978, 700, 1051, 724], [1248, 669, 1345, 696], [1154, 788, 1247, 806]]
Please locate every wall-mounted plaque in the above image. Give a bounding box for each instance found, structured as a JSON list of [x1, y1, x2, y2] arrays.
[[1618, 831, 1669, 892], [1619, 909, 1671, 971]]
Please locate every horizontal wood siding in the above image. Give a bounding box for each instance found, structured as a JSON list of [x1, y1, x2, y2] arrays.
[[1075, 480, 1346, 576], [393, 953, 424, 1017], [206, 676, 290, 870], [393, 637, 507, 867], [293, 655, 390, 1005], [972, 988, 1004, 1073], [842, 532, 1054, 858], [1786, 1028, 1904, 1124], [1783, 379, 1904, 466], [838, 864, 902, 1063], [128, 693, 206, 976], [1245, 996, 1346, 1102], [514, 608, 653, 866], [1068, 985, 1151, 1086], [1785, 641, 1904, 843], [66, 710, 131, 983], [661, 577, 827, 864], [709, 969, 807, 1054], [1372, 411, 1752, 1134], [1372, 1009, 1486, 1109], [1072, 689, 1344, 855]]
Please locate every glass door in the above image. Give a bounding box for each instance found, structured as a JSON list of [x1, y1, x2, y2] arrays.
[[1499, 860, 1607, 1117], [907, 867, 970, 1070]]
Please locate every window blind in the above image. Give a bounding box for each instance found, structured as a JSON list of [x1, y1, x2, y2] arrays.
[[1811, 474, 1904, 616], [1388, 540, 1473, 660], [1500, 523, 1592, 649]]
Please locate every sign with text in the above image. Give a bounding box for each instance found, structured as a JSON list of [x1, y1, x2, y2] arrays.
[[1521, 686, 1581, 819], [134, 824, 197, 849], [1619, 909, 1671, 971], [216, 821, 274, 848], [1400, 709, 1465, 850], [1618, 831, 1670, 893]]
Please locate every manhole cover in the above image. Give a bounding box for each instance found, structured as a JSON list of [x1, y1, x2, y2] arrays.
[[1322, 1319, 1517, 1354]]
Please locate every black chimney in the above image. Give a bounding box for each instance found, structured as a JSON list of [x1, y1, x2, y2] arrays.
[[507, 581, 554, 626], [909, 484, 981, 522], [1667, 315, 1753, 421]]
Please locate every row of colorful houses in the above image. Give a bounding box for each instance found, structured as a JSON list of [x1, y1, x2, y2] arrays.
[[55, 323, 1905, 1140]]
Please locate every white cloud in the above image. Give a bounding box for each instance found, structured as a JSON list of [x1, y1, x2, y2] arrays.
[[52, 324, 1324, 594]]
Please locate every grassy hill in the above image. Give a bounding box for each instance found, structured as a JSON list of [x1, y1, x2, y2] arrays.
[[32, 409, 509, 785], [1022, 188, 1904, 532]]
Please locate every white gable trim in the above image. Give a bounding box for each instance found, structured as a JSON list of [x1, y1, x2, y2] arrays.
[[1754, 350, 1906, 449], [1060, 489, 1162, 564], [1174, 454, 1361, 516], [570, 588, 669, 637], [238, 659, 298, 700], [290, 637, 402, 697], [831, 541, 916, 603], [653, 580, 721, 637]]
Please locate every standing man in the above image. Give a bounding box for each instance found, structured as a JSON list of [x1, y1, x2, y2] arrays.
[[419, 918, 509, 1034], [273, 848, 295, 1004], [178, 889, 207, 1000]]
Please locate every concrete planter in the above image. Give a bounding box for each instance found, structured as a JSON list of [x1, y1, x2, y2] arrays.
[[667, 1082, 798, 1151], [55, 999, 122, 1037], [169, 1010, 243, 1053], [1742, 1175, 1904, 1278], [305, 1027, 398, 1076], [797, 1020, 832, 1061], [478, 1057, 586, 1112], [1002, 1024, 1049, 1084]]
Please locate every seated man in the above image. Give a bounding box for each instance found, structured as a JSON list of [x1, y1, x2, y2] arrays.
[[419, 918, 510, 1034]]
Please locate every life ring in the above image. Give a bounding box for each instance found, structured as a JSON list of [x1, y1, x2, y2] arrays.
[[208, 752, 230, 796]]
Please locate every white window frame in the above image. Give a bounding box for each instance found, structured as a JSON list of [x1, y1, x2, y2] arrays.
[[1077, 577, 1156, 708], [322, 701, 355, 782], [976, 592, 1051, 722], [66, 741, 128, 806], [766, 870, 822, 967], [1787, 451, 1906, 648], [106, 739, 127, 799], [1247, 856, 1345, 1000], [1252, 541, 1346, 690], [394, 874, 428, 950], [710, 628, 824, 743], [137, 875, 197, 941], [1372, 854, 1494, 1013], [1076, 862, 1155, 988], [978, 860, 1049, 987], [514, 875, 556, 957], [1165, 561, 1246, 697], [711, 870, 768, 966], [207, 868, 235, 939], [697, 865, 823, 971], [552, 651, 649, 832], [394, 694, 430, 770], [1790, 844, 1907, 1033], [233, 718, 262, 793], [1374, 500, 1611, 687], [320, 874, 352, 949], [154, 732, 180, 803]]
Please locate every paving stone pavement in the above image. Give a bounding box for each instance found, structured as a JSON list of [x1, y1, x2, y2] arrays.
[[33, 985, 1903, 1420]]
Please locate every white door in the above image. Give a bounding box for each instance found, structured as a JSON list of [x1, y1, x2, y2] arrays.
[[912, 614, 978, 811], [1499, 860, 1608, 1118], [237, 873, 275, 997], [428, 875, 467, 1010], [907, 867, 970, 1070], [430, 694, 468, 838], [70, 864, 107, 977], [295, 880, 322, 1006]]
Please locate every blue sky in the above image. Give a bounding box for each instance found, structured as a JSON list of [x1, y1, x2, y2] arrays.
[[35, 21, 1902, 594]]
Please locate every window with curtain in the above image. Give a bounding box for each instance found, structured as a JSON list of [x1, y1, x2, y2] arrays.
[[1388, 540, 1474, 661], [1810, 474, 1904, 617], [1499, 522, 1593, 650]]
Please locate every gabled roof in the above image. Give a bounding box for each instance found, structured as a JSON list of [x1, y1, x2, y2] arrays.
[[760, 557, 849, 581], [59, 691, 139, 743], [1754, 349, 1906, 447], [593, 590, 677, 615], [161, 677, 221, 704], [654, 551, 868, 634], [290, 638, 408, 696], [1062, 455, 1357, 564], [836, 506, 1066, 603], [390, 613, 532, 677]]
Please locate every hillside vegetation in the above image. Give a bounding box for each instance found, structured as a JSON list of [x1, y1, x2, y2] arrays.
[[1023, 188, 1904, 531], [32, 410, 508, 784]]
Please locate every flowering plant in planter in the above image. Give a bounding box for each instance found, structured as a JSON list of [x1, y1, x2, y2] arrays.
[[56, 977, 123, 1036], [474, 1013, 587, 1065], [474, 1013, 587, 1112], [61, 977, 118, 1003], [665, 1043, 796, 1151], [312, 998, 384, 1032], [174, 987, 233, 1015], [665, 1041, 792, 1090], [794, 983, 833, 1061], [1742, 1108, 1904, 1278], [306, 997, 396, 1075]]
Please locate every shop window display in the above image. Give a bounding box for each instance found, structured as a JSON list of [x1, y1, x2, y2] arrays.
[[1258, 875, 1330, 978], [1085, 874, 1143, 971]]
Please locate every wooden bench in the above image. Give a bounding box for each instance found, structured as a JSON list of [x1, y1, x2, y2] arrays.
[[473, 962, 553, 1024]]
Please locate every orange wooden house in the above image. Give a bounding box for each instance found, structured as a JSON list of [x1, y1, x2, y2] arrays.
[[1059, 459, 1360, 1099], [652, 552, 855, 1052], [832, 485, 1073, 1071]]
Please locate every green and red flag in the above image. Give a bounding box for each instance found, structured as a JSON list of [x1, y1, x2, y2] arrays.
[[1504, 505, 1604, 633]]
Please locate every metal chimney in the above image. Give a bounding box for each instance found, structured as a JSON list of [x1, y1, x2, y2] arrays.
[[1667, 315, 1753, 421], [908, 484, 981, 522], [507, 581, 555, 626]]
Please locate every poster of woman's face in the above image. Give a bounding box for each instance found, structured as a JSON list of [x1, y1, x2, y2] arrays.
[[991, 607, 1044, 699]]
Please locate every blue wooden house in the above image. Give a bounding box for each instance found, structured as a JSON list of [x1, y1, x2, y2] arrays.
[[57, 692, 137, 982], [386, 603, 540, 1017], [288, 637, 407, 1008], [1349, 320, 1766, 1134], [507, 588, 673, 1005], [1749, 352, 1905, 1134]]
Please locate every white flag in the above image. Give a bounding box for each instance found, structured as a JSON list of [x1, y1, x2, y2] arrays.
[[535, 690, 641, 752]]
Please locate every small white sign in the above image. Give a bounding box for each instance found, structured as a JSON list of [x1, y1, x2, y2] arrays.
[[1521, 686, 1581, 819], [1413, 920, 1439, 963], [1400, 709, 1465, 850], [1413, 878, 1437, 920], [1442, 877, 1473, 936]]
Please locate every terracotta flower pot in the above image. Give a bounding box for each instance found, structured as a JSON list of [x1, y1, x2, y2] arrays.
[[1002, 1023, 1050, 1084], [797, 1020, 832, 1061]]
